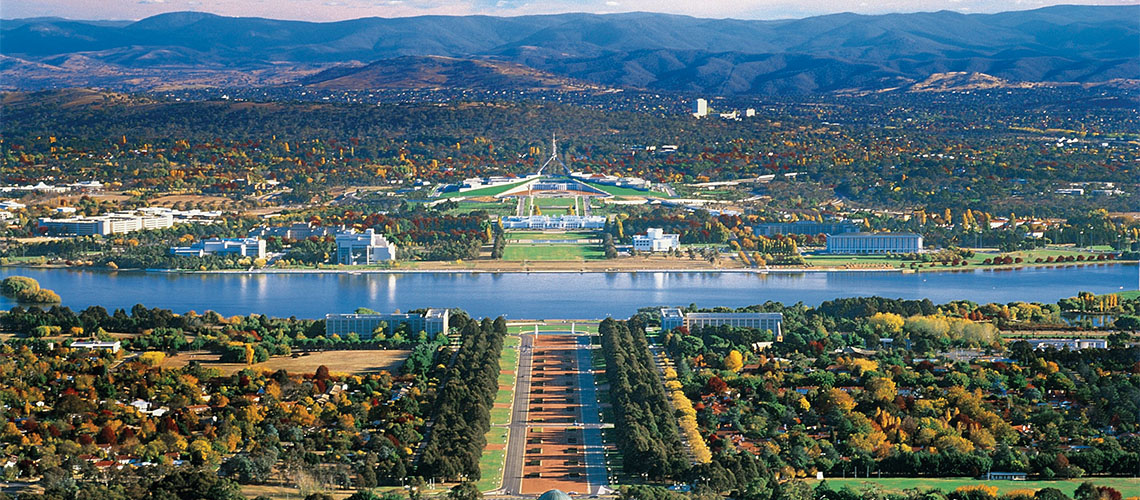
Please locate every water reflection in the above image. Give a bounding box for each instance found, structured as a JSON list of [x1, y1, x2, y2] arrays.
[[0, 264, 1133, 319]]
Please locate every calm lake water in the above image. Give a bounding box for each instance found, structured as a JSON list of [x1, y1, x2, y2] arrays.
[[0, 264, 1134, 319]]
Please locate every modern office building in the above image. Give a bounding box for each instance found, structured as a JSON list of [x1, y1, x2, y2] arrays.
[[499, 215, 606, 230], [661, 308, 686, 332], [633, 228, 680, 252], [251, 222, 343, 240], [825, 232, 923, 254], [692, 98, 708, 118], [39, 213, 173, 236], [660, 308, 783, 341], [170, 237, 266, 259], [38, 208, 220, 237], [1025, 338, 1107, 350], [325, 309, 450, 339], [335, 229, 398, 265], [754, 220, 858, 236]]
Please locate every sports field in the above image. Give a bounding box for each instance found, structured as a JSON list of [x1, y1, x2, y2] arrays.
[[815, 477, 1140, 497]]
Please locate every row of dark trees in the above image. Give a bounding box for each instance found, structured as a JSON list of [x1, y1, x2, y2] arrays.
[[600, 317, 689, 479], [417, 316, 507, 481]]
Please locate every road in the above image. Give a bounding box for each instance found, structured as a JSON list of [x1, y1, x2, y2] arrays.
[[574, 335, 609, 495], [501, 333, 534, 495]]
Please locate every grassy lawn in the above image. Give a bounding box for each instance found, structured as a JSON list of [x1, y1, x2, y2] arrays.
[[533, 198, 579, 207], [803, 247, 1115, 270], [502, 243, 605, 261], [440, 200, 515, 216], [1119, 290, 1140, 300], [814, 478, 1140, 497], [440, 179, 532, 198], [803, 254, 911, 267], [582, 180, 671, 198], [489, 406, 512, 425]]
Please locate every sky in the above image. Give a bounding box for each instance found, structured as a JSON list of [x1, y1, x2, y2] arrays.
[[2, 0, 1138, 21]]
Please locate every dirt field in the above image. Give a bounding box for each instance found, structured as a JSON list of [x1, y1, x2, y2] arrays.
[[148, 194, 236, 207], [521, 335, 591, 495], [161, 349, 409, 375]]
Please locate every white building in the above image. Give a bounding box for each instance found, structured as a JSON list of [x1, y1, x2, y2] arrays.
[[325, 309, 449, 339], [499, 215, 606, 230], [251, 222, 344, 240], [38, 208, 221, 237], [660, 308, 783, 340], [71, 340, 121, 353], [39, 214, 171, 236], [1025, 338, 1107, 350], [692, 98, 708, 118], [633, 228, 680, 252], [336, 229, 397, 265], [825, 232, 923, 254], [0, 200, 26, 210], [170, 237, 266, 259]]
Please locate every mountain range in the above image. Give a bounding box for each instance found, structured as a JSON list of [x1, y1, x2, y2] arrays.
[[1, 5, 1137, 95]]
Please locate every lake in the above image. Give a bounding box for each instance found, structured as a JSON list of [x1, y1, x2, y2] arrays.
[[0, 264, 1134, 319]]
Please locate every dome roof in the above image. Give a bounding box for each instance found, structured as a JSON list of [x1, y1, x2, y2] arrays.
[[538, 490, 572, 500]]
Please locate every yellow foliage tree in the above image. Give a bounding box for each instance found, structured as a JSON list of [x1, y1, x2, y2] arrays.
[[724, 350, 744, 372]]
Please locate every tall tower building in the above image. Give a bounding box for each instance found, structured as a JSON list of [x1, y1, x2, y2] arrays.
[[692, 98, 708, 118]]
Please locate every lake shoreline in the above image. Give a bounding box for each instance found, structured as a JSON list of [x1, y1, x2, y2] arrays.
[[1, 260, 1133, 276]]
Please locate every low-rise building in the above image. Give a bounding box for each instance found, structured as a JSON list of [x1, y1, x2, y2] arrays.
[[661, 307, 685, 332], [38, 208, 221, 236], [633, 228, 680, 252], [499, 215, 606, 230], [984, 472, 1028, 481], [325, 309, 449, 339], [825, 232, 923, 254], [71, 340, 121, 353], [170, 237, 266, 259], [754, 220, 858, 236], [660, 308, 783, 340], [335, 229, 397, 265], [250, 222, 343, 240], [1025, 338, 1107, 350]]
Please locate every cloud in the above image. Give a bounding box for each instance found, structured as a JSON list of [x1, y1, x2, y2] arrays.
[[605, 1, 619, 5]]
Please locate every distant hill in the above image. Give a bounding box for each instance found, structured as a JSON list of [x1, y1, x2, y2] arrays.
[[1, 5, 1136, 95], [301, 55, 602, 91]]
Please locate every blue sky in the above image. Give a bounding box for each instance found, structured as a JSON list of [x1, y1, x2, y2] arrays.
[[2, 0, 1137, 21]]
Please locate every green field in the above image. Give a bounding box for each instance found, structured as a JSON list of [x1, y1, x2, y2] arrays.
[[477, 335, 520, 492], [441, 179, 532, 198], [476, 427, 509, 491], [814, 477, 1140, 497], [502, 243, 605, 261], [582, 181, 670, 198]]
